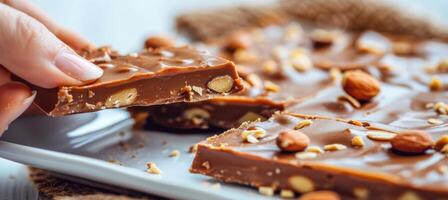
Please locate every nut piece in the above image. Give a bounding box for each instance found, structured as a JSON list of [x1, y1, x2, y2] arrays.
[[258, 186, 274, 196], [289, 49, 313, 72], [264, 81, 281, 93], [390, 130, 433, 154], [207, 75, 234, 93], [310, 29, 339, 47], [238, 112, 266, 124], [289, 175, 315, 193], [146, 162, 162, 174], [201, 161, 211, 170], [353, 187, 369, 200], [342, 70, 381, 101], [433, 101, 448, 115], [338, 95, 361, 108], [429, 77, 443, 91], [437, 59, 448, 73], [435, 135, 448, 151], [262, 60, 279, 75], [437, 165, 448, 174], [225, 32, 251, 51], [294, 120, 313, 130], [298, 190, 341, 200], [169, 150, 180, 157], [105, 88, 138, 108], [351, 136, 365, 148], [295, 152, 318, 159], [366, 130, 396, 141], [241, 127, 266, 143], [427, 118, 443, 125], [183, 108, 210, 120], [280, 189, 295, 198], [276, 130, 310, 152], [145, 36, 174, 49], [397, 191, 421, 200], [324, 144, 347, 151], [306, 146, 324, 154], [189, 144, 198, 153]]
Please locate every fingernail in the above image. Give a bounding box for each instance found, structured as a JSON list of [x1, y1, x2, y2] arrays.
[[55, 49, 103, 81], [3, 91, 36, 130]]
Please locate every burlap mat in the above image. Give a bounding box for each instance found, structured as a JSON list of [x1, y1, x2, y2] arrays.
[[29, 168, 155, 200], [177, 0, 448, 41]]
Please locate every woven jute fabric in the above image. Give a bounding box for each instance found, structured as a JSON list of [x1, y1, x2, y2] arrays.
[[176, 5, 289, 41], [177, 0, 448, 41], [280, 0, 448, 40], [29, 168, 150, 200]]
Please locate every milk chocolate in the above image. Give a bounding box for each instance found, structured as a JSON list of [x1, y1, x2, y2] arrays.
[[190, 113, 448, 199], [185, 20, 448, 200], [28, 46, 243, 116]]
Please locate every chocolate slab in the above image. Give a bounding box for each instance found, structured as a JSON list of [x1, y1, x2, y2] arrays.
[[179, 10, 448, 199], [190, 114, 448, 199], [28, 46, 243, 116]]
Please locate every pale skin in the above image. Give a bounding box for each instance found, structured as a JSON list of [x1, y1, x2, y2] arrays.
[[0, 0, 104, 136]]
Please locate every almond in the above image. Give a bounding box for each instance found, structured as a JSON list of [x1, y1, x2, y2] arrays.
[[144, 36, 174, 49], [224, 32, 251, 51], [435, 135, 448, 151], [390, 130, 433, 154], [276, 130, 310, 152], [342, 70, 380, 101], [298, 190, 341, 200], [207, 75, 234, 93]]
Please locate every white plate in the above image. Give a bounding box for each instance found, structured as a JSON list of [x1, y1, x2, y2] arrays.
[[0, 109, 276, 200]]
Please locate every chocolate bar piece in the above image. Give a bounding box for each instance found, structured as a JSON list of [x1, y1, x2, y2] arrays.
[[190, 113, 448, 199], [29, 46, 243, 116], [131, 96, 284, 130]]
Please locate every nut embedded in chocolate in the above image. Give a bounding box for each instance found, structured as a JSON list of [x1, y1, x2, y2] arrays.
[[390, 130, 434, 154], [310, 29, 339, 48], [145, 36, 175, 49], [366, 130, 396, 141], [289, 175, 315, 193], [105, 88, 138, 108], [207, 75, 234, 93], [342, 70, 380, 102], [429, 76, 443, 91], [298, 190, 341, 200], [435, 135, 448, 151], [276, 130, 310, 152]]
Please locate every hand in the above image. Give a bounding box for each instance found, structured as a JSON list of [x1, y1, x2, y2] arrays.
[[0, 0, 103, 135]]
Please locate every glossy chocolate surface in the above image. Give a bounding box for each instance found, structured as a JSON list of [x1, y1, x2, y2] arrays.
[[189, 22, 448, 199], [30, 46, 243, 116]]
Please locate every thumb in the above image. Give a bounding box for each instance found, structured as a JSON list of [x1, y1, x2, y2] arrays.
[[0, 82, 35, 136], [0, 4, 103, 88]]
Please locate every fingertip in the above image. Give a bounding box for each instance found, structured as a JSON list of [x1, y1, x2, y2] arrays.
[[54, 49, 104, 82], [0, 66, 11, 85], [0, 82, 35, 135]]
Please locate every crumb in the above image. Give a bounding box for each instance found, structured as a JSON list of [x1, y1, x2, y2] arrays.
[[189, 144, 199, 153], [169, 150, 180, 157], [146, 162, 162, 174]]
